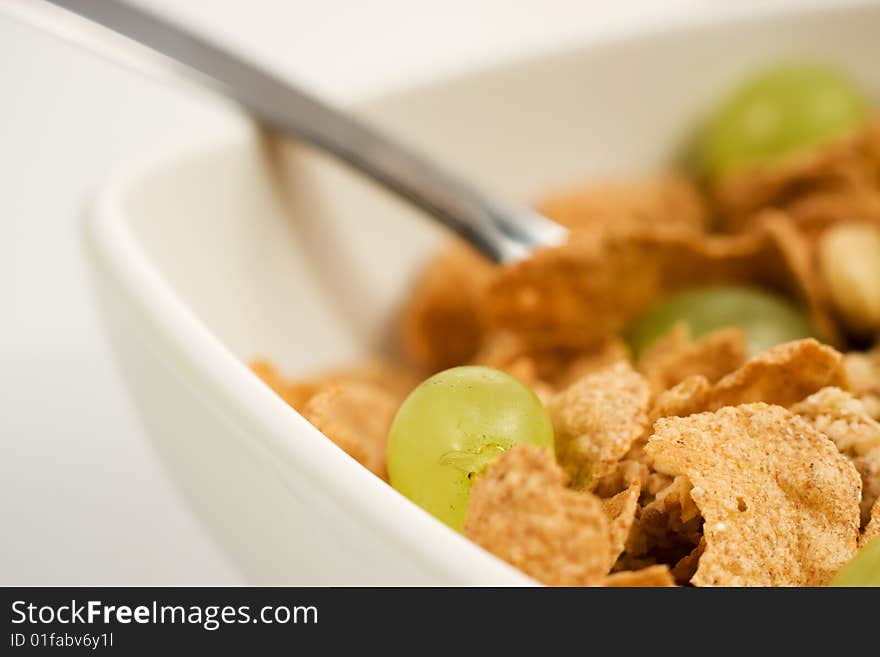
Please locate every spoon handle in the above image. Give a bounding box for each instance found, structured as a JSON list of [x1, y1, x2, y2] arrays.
[[36, 0, 567, 262]]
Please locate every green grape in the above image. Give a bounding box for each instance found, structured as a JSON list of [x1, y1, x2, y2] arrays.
[[387, 366, 554, 531], [627, 285, 815, 358], [829, 536, 880, 587], [700, 63, 867, 176]]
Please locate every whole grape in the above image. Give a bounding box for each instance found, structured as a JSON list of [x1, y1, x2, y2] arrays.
[[700, 63, 867, 176], [387, 366, 554, 531], [627, 285, 815, 357]]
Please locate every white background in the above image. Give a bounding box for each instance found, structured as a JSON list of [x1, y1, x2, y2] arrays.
[[0, 0, 814, 584]]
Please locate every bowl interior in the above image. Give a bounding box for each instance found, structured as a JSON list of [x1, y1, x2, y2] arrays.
[[99, 1, 880, 585], [122, 2, 880, 380]]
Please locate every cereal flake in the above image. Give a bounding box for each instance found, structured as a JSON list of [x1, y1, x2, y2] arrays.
[[647, 404, 861, 586], [302, 381, 398, 479], [637, 324, 746, 393], [602, 481, 641, 570], [792, 386, 880, 525], [548, 362, 651, 489], [464, 446, 611, 586], [602, 565, 676, 587]]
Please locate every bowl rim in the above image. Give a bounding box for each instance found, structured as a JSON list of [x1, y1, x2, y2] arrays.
[[84, 0, 878, 585], [85, 122, 536, 585]]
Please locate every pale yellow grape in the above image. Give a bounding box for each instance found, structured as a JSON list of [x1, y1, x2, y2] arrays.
[[700, 64, 867, 175], [627, 285, 815, 358], [387, 366, 554, 531]]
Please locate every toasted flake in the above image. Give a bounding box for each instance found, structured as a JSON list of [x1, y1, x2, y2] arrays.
[[627, 475, 702, 564], [672, 538, 707, 583], [251, 359, 420, 411], [464, 446, 611, 586], [537, 174, 707, 234], [703, 339, 845, 410], [400, 241, 494, 370], [302, 382, 398, 479], [758, 212, 840, 344], [593, 458, 646, 496], [473, 331, 628, 392], [792, 387, 880, 525], [844, 348, 880, 420], [637, 324, 747, 393], [786, 187, 880, 243], [603, 565, 676, 587], [472, 331, 531, 371], [336, 360, 422, 404], [793, 387, 880, 455], [712, 118, 880, 229], [548, 362, 651, 489], [554, 339, 631, 390], [649, 375, 712, 421], [250, 360, 321, 411], [472, 331, 550, 396], [647, 341, 846, 421], [647, 404, 861, 586], [482, 221, 834, 351], [852, 449, 880, 530], [498, 356, 556, 404], [862, 498, 880, 547], [602, 481, 641, 570]]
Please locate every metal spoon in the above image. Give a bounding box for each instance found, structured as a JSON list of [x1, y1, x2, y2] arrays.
[[13, 0, 568, 263]]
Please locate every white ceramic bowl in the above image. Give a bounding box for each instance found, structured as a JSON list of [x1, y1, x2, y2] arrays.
[[85, 1, 880, 585]]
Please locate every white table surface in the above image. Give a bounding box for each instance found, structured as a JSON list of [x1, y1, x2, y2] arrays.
[[0, 0, 810, 584]]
